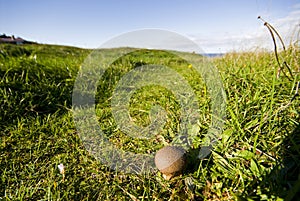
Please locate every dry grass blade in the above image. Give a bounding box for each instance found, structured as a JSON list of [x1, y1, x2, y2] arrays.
[[291, 81, 300, 102], [118, 185, 140, 201], [257, 16, 294, 80]]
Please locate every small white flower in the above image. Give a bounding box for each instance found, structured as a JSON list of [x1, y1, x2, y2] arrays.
[[58, 163, 65, 175]]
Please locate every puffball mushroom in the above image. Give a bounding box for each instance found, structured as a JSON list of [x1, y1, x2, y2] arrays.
[[154, 146, 186, 180]]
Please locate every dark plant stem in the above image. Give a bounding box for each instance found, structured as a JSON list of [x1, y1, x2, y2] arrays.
[[257, 16, 294, 81]]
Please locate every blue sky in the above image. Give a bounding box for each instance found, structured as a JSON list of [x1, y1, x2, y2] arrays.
[[0, 0, 299, 53]]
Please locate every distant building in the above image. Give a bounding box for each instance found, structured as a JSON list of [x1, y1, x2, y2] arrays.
[[0, 34, 35, 44]]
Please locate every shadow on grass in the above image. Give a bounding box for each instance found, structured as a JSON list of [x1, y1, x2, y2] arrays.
[[271, 119, 300, 200], [241, 113, 300, 200]]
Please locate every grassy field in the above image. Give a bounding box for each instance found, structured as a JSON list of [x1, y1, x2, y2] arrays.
[[0, 43, 299, 200]]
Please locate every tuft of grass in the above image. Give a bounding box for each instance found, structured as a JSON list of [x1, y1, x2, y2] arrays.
[[0, 43, 299, 200]]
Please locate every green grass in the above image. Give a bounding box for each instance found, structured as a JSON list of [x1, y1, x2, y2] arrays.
[[0, 43, 299, 200]]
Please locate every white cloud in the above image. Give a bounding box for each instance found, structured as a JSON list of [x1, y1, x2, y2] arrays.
[[273, 8, 300, 42], [189, 4, 300, 53]]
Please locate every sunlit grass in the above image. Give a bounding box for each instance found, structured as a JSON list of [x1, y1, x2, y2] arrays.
[[0, 43, 299, 200]]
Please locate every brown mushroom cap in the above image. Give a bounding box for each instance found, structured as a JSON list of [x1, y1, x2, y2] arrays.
[[154, 146, 186, 178]]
